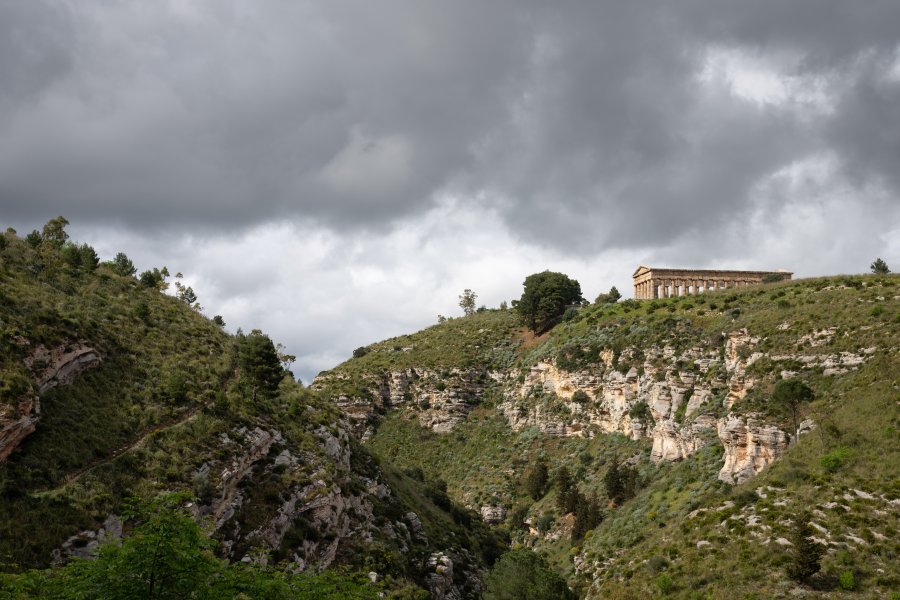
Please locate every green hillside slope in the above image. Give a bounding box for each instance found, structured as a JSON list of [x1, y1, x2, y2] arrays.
[[0, 224, 501, 599], [321, 274, 900, 598]]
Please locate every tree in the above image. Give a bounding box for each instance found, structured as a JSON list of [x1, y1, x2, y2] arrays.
[[523, 458, 549, 500], [139, 267, 170, 290], [786, 512, 824, 583], [78, 243, 99, 271], [516, 271, 583, 332], [459, 289, 477, 316], [595, 286, 622, 304], [275, 342, 297, 373], [604, 457, 639, 506], [212, 315, 226, 327], [41, 216, 69, 248], [771, 379, 815, 441], [237, 330, 283, 400], [870, 257, 891, 275], [113, 252, 137, 276], [483, 549, 576, 600], [571, 492, 603, 542], [554, 466, 573, 512]]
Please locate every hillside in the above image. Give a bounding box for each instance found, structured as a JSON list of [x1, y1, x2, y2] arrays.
[[0, 224, 503, 599], [317, 274, 900, 598]]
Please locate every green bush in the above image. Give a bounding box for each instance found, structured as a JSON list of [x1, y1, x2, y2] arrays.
[[820, 446, 852, 472], [656, 573, 675, 594], [483, 549, 576, 600], [838, 570, 856, 591]]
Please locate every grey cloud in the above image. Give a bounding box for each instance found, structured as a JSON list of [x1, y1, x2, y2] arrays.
[[1, 0, 899, 257]]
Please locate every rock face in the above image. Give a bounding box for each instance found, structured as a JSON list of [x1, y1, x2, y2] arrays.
[[325, 325, 874, 487], [716, 416, 789, 484], [480, 505, 506, 525], [313, 367, 499, 435], [499, 339, 731, 463], [0, 396, 40, 463], [0, 341, 101, 463]]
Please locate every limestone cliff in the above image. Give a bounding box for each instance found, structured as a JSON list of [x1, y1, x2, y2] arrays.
[[314, 367, 500, 437], [0, 341, 101, 462]]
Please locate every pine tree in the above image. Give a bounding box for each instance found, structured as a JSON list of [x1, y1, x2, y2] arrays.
[[870, 257, 891, 274], [786, 512, 824, 583], [524, 458, 549, 500]]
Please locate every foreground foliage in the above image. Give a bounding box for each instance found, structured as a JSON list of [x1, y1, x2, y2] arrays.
[[0, 495, 378, 600]]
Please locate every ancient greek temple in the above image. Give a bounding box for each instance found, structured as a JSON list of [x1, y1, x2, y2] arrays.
[[632, 266, 792, 299]]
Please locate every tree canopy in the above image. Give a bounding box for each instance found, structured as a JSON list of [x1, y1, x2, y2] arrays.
[[483, 549, 576, 600], [870, 257, 891, 275], [515, 271, 583, 332], [237, 330, 284, 400]]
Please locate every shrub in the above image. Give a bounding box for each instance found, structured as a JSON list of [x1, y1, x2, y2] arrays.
[[838, 570, 856, 591], [571, 390, 589, 404], [820, 446, 852, 472], [870, 305, 884, 317], [483, 549, 576, 600], [656, 574, 674, 594]]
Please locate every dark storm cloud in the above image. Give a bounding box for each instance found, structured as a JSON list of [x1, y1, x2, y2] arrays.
[[1, 0, 899, 252]]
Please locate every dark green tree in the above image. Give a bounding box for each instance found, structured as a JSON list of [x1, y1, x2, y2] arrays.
[[139, 267, 170, 290], [78, 243, 99, 271], [786, 512, 824, 583], [113, 252, 137, 276], [237, 330, 284, 400], [604, 458, 639, 506], [771, 379, 815, 441], [870, 257, 890, 274], [25, 230, 42, 248], [524, 458, 549, 500], [571, 492, 603, 542], [554, 466, 573, 512], [483, 549, 576, 600], [212, 315, 226, 327], [516, 271, 583, 332], [595, 286, 622, 304]]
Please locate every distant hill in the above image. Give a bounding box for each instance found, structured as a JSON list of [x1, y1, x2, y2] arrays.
[[317, 272, 900, 598]]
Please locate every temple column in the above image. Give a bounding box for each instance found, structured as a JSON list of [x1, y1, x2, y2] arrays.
[[652, 281, 659, 299], [662, 281, 669, 298]]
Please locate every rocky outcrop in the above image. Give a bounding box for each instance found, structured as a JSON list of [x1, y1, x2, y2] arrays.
[[500, 348, 725, 463], [716, 415, 789, 484], [314, 367, 499, 435], [480, 505, 506, 525], [650, 415, 717, 462], [1, 341, 101, 463], [25, 343, 102, 394], [425, 552, 459, 600]]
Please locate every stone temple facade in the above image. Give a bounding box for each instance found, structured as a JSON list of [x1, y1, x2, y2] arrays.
[[633, 266, 792, 299]]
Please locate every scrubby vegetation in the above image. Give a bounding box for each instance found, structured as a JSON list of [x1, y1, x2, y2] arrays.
[[3, 220, 899, 598], [351, 271, 900, 598]]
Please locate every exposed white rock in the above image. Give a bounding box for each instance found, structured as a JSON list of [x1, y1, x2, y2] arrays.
[[717, 416, 789, 484]]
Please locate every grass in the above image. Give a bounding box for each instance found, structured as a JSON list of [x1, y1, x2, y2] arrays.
[[346, 273, 900, 598]]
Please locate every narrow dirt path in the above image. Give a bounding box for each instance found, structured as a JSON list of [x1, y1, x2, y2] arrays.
[[32, 401, 208, 496]]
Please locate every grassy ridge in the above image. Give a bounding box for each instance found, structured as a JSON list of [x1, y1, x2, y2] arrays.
[[358, 274, 900, 597]]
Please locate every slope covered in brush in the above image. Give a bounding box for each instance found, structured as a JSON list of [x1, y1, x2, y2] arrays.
[[0, 223, 503, 599], [320, 273, 900, 598]]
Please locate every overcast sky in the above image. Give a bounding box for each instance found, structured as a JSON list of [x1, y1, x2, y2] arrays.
[[3, 1, 900, 382]]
